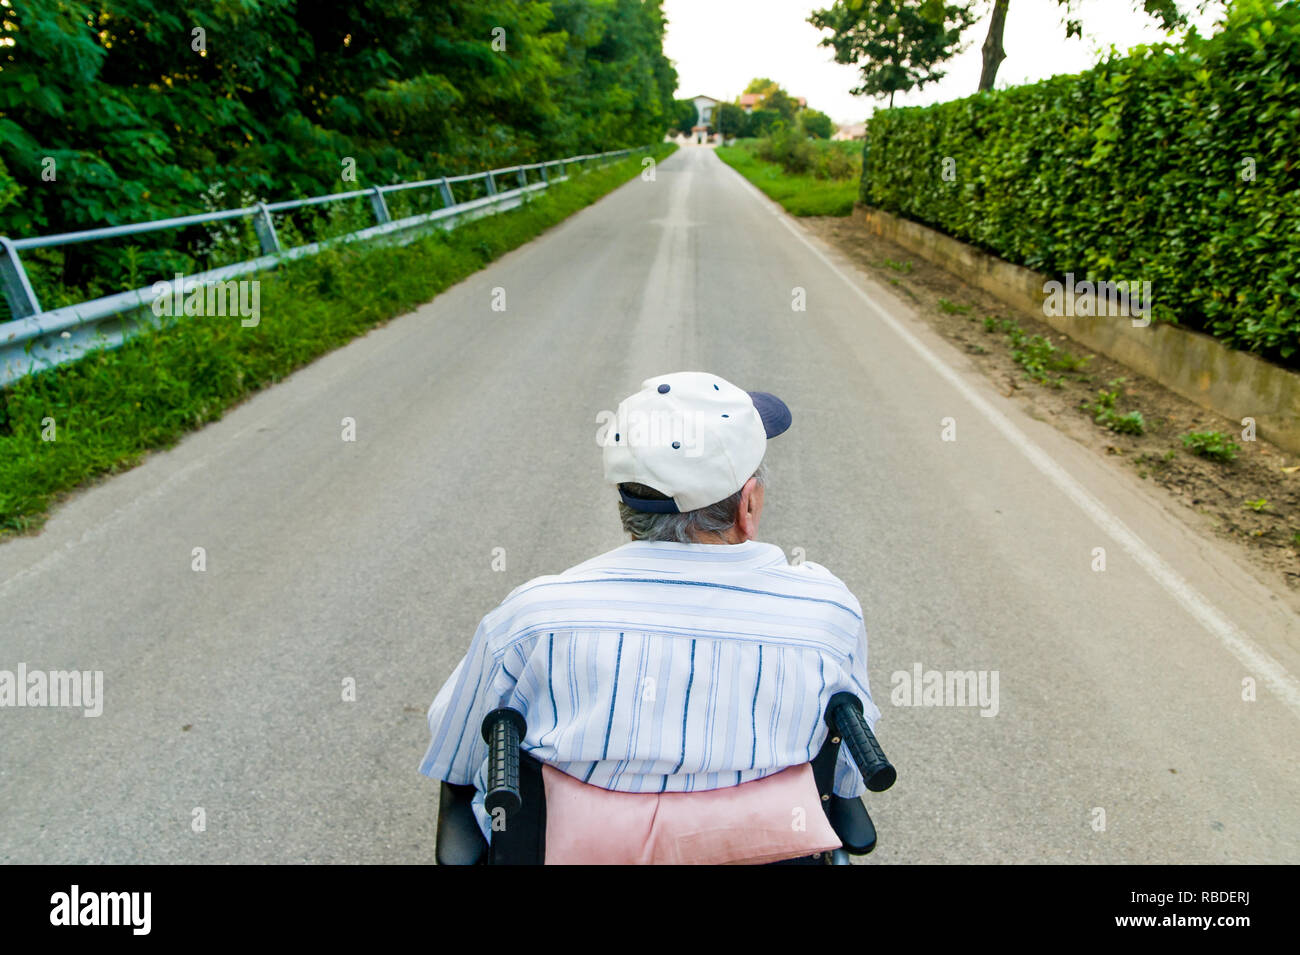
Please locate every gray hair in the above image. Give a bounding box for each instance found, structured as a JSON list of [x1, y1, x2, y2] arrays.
[[617, 463, 767, 543]]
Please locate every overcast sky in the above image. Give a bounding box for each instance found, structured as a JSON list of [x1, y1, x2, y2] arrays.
[[663, 0, 1225, 125]]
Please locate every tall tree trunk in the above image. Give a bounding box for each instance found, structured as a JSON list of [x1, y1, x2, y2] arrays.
[[978, 0, 1011, 92]]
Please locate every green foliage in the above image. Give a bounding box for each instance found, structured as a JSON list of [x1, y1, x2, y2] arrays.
[[985, 316, 1091, 385], [753, 130, 861, 181], [761, 88, 800, 123], [1081, 376, 1144, 432], [800, 108, 836, 139], [756, 127, 816, 175], [714, 102, 748, 138], [1182, 430, 1241, 462], [0, 146, 675, 532], [672, 98, 700, 135], [860, 0, 1300, 366], [1106, 411, 1147, 434], [715, 145, 858, 216], [0, 0, 677, 318], [1013, 328, 1088, 384], [937, 298, 971, 314], [809, 0, 978, 106], [744, 108, 783, 138], [1242, 497, 1272, 512], [1092, 386, 1120, 410], [0, 153, 18, 217]]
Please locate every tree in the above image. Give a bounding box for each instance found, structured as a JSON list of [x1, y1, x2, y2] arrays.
[[762, 88, 800, 122], [744, 108, 782, 138], [740, 78, 799, 121], [714, 102, 748, 138], [800, 108, 836, 139], [0, 0, 678, 301], [809, 0, 979, 108], [672, 98, 700, 135], [978, 0, 1190, 92], [978, 0, 1011, 92]]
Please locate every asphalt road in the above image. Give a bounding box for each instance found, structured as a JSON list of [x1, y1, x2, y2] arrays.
[[2, 145, 1297, 864]]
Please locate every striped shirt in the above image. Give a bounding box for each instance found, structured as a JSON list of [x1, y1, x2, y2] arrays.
[[418, 539, 881, 838]]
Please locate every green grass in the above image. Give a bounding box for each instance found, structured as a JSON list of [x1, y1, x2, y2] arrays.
[[715, 145, 858, 216], [0, 145, 676, 533]]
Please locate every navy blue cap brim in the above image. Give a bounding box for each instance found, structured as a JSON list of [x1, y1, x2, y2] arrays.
[[619, 487, 680, 513], [748, 391, 792, 438]]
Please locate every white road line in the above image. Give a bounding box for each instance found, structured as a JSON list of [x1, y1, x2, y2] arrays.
[[722, 159, 1300, 718]]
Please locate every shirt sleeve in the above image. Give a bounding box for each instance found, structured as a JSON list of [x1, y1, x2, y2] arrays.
[[832, 617, 883, 798], [418, 617, 516, 787]]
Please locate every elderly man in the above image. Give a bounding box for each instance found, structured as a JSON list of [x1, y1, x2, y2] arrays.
[[420, 371, 881, 860]]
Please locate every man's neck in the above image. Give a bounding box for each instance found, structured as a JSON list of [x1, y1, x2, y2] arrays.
[[689, 529, 748, 545]]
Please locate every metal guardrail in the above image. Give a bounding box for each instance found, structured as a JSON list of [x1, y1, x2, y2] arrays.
[[0, 146, 649, 385]]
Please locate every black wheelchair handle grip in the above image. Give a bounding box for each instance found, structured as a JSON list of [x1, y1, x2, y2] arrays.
[[827, 692, 896, 793], [481, 707, 526, 817]]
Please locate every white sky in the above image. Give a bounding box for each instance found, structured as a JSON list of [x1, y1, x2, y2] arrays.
[[663, 0, 1225, 125]]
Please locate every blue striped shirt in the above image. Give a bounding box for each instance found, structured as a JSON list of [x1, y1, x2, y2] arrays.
[[418, 540, 881, 837]]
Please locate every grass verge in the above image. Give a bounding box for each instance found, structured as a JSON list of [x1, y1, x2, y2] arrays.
[[0, 145, 676, 534], [715, 145, 857, 217]]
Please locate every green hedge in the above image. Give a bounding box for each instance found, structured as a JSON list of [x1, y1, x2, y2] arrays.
[[860, 0, 1300, 366]]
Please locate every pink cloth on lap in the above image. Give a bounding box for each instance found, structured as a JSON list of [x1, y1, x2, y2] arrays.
[[542, 762, 842, 865]]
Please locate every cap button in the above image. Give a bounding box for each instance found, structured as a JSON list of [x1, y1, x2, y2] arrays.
[[657, 384, 670, 394]]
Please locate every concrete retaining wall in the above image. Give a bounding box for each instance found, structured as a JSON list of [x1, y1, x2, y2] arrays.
[[855, 205, 1300, 454]]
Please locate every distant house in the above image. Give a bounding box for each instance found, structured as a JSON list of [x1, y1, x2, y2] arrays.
[[685, 91, 812, 142], [738, 92, 806, 113], [831, 123, 866, 141], [690, 94, 721, 141]]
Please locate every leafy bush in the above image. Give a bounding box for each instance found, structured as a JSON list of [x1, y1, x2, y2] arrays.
[[757, 126, 818, 175], [861, 0, 1300, 367], [822, 145, 859, 180], [1182, 430, 1241, 462], [800, 109, 836, 139], [754, 129, 861, 181]]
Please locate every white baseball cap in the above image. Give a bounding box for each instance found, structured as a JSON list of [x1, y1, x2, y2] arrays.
[[602, 371, 792, 513]]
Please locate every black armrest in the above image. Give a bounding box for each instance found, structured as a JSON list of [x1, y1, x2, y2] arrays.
[[435, 782, 487, 865], [828, 794, 877, 855]]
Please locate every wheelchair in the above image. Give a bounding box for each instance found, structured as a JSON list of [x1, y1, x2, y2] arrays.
[[435, 691, 895, 865]]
